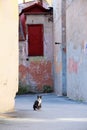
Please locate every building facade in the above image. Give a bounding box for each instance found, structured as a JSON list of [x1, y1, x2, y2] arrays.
[[53, 0, 87, 101], [19, 2, 54, 93]]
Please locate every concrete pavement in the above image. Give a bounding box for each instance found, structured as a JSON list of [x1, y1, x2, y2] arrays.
[[0, 93, 87, 130]]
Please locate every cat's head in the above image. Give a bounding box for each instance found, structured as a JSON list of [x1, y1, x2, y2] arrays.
[[37, 95, 42, 99]]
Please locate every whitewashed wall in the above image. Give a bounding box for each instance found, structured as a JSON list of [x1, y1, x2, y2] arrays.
[[66, 0, 87, 101], [53, 0, 87, 101], [53, 0, 63, 95]]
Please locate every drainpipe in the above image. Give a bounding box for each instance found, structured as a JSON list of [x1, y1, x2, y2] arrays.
[[61, 0, 67, 96]]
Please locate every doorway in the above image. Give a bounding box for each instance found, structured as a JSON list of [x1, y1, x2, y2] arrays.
[[28, 24, 43, 56]]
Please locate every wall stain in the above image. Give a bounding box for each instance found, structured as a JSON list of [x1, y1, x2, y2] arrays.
[[68, 58, 78, 74]]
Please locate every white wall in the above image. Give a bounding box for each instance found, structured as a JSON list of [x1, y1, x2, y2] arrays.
[[53, 0, 87, 101], [0, 0, 18, 112], [53, 0, 63, 95], [66, 0, 87, 101]]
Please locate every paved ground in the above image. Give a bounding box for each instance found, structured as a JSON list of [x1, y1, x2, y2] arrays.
[[0, 93, 87, 130]]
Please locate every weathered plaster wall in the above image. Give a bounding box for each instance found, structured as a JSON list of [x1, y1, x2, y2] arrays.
[[19, 14, 53, 92], [53, 0, 87, 101], [26, 15, 53, 60], [53, 0, 62, 95], [19, 60, 53, 92], [0, 0, 18, 112], [66, 0, 87, 101]]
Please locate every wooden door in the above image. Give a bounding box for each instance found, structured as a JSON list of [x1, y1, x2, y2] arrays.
[[28, 24, 43, 56]]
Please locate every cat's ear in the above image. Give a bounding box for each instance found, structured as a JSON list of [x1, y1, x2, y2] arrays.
[[37, 96, 39, 99], [40, 96, 42, 98]]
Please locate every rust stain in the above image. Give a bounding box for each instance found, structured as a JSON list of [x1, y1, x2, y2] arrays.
[[63, 47, 66, 53], [56, 63, 62, 73]]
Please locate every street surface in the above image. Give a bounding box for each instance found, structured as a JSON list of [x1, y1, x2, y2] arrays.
[[0, 93, 87, 130]]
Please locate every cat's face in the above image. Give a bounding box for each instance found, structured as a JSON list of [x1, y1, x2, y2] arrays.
[[37, 95, 42, 103], [37, 95, 42, 99]]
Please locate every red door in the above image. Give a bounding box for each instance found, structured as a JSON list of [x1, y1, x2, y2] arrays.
[[28, 24, 43, 56]]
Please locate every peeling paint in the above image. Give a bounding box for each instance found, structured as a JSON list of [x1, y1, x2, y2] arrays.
[[19, 61, 53, 92]]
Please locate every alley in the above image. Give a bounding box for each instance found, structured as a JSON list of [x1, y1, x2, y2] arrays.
[[0, 93, 87, 130]]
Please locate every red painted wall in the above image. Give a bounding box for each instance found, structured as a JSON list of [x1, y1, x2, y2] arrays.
[[19, 60, 53, 92]]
